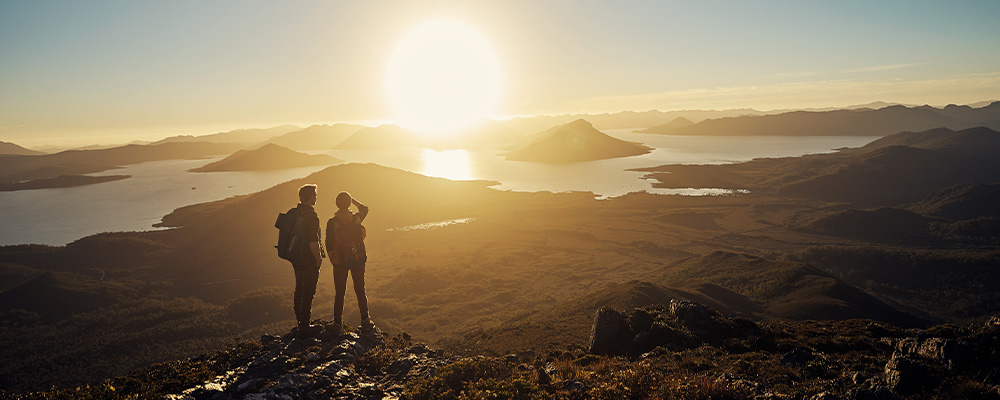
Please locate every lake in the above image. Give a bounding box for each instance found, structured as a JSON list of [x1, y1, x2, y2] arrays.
[[0, 132, 878, 245]]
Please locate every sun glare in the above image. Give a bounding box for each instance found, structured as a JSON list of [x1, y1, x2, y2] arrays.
[[422, 149, 472, 180], [386, 20, 502, 137]]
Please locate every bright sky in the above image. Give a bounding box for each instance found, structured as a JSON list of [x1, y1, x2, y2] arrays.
[[2, 0, 999, 146]]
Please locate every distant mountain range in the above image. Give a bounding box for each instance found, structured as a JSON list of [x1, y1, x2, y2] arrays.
[[0, 140, 44, 156], [496, 101, 1000, 134], [152, 125, 301, 145], [504, 119, 651, 163], [190, 144, 342, 172], [264, 124, 364, 150], [430, 119, 526, 149], [502, 108, 770, 133], [334, 124, 423, 149], [640, 102, 1000, 136]]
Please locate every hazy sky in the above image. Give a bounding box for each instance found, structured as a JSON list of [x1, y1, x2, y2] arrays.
[[2, 0, 999, 145]]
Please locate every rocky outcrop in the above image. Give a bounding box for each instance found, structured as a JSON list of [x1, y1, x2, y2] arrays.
[[161, 322, 454, 400], [587, 300, 763, 356], [587, 302, 1000, 399], [587, 307, 633, 355], [882, 336, 979, 395]]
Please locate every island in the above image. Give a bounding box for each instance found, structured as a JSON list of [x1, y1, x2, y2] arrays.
[[504, 119, 652, 163]]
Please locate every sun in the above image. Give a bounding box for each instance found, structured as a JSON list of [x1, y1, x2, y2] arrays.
[[385, 20, 502, 137]]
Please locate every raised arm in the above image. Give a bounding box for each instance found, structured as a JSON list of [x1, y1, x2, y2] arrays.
[[353, 198, 369, 223]]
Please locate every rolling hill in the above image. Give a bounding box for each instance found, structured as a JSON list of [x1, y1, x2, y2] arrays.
[[504, 119, 652, 163], [450, 250, 924, 354], [190, 144, 341, 172], [637, 126, 1000, 207], [906, 183, 1000, 220], [776, 145, 999, 207], [659, 252, 923, 326]]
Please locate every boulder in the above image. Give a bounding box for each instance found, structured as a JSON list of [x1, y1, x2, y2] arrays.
[[668, 299, 713, 331], [893, 337, 969, 369], [780, 348, 815, 366], [883, 356, 940, 395], [588, 307, 632, 354]]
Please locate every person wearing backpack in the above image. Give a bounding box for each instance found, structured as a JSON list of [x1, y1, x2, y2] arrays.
[[326, 191, 370, 330], [283, 184, 324, 337]]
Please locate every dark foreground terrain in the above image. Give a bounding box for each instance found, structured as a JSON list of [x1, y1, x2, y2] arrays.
[[4, 301, 998, 400]]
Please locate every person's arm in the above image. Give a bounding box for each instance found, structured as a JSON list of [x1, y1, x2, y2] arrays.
[[306, 212, 322, 267], [325, 218, 336, 262], [353, 199, 369, 223], [309, 242, 322, 267]]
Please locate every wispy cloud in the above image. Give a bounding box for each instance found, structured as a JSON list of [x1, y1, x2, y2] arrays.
[[555, 72, 1000, 113], [842, 63, 921, 73], [766, 71, 823, 79]]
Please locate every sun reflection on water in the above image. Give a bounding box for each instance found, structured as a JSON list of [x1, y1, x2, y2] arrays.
[[422, 149, 472, 180]]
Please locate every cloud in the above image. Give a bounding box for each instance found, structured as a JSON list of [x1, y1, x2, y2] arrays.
[[842, 63, 921, 73], [766, 71, 823, 79], [555, 71, 1000, 112]]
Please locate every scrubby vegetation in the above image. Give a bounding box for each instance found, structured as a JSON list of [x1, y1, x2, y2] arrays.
[[787, 246, 1000, 321], [0, 341, 262, 400], [0, 282, 293, 391], [406, 357, 554, 400], [400, 307, 1000, 400]]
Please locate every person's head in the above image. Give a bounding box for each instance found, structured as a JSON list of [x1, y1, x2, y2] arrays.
[[336, 191, 352, 210], [299, 184, 318, 205]]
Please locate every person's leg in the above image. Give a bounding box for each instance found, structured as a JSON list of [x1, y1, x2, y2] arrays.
[[349, 262, 369, 321], [299, 266, 320, 326], [292, 265, 305, 324], [332, 264, 349, 324]]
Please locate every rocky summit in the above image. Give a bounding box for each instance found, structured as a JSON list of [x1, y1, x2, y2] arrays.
[[158, 322, 453, 400], [7, 303, 1000, 400]]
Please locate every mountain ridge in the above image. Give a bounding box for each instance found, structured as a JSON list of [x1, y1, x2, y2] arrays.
[[190, 143, 341, 172], [0, 141, 44, 156], [640, 103, 1000, 136]]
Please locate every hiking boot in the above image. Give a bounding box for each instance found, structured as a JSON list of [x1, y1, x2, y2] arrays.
[[297, 323, 319, 338], [360, 319, 375, 331]]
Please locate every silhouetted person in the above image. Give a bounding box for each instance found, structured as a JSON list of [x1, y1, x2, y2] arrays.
[[326, 191, 371, 330], [290, 184, 324, 337]]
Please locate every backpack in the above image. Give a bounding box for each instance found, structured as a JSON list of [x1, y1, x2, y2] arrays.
[[332, 215, 367, 263], [274, 207, 305, 261]]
